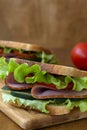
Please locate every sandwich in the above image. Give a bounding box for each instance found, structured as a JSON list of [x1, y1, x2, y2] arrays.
[[1, 57, 87, 115], [0, 40, 58, 64]]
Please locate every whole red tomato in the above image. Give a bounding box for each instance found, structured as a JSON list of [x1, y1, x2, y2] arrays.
[[71, 43, 87, 70]]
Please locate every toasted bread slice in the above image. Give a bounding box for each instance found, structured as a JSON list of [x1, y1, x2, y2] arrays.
[[0, 40, 52, 54], [14, 58, 87, 77], [46, 104, 70, 115]]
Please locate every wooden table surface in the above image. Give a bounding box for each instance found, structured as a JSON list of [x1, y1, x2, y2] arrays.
[[0, 46, 87, 130]]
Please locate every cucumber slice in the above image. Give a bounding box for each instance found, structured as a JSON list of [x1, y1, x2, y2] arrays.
[[2, 86, 35, 100]]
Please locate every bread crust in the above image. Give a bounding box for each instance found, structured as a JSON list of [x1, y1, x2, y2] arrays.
[[0, 40, 52, 54], [15, 58, 87, 77], [46, 104, 70, 115]]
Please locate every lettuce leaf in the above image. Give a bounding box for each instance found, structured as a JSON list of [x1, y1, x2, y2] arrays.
[[8, 58, 19, 72], [65, 99, 87, 112], [2, 93, 87, 113], [3, 47, 12, 54], [2, 93, 54, 113], [41, 51, 58, 64], [36, 51, 58, 64], [0, 57, 8, 79], [72, 77, 87, 91]]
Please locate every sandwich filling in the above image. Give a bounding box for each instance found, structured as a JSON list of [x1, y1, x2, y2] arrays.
[[0, 46, 57, 64], [1, 57, 87, 114]]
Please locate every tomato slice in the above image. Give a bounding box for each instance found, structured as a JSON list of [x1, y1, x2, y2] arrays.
[[16, 53, 36, 59], [36, 82, 57, 90], [64, 82, 73, 90], [36, 82, 73, 90], [0, 48, 3, 54]]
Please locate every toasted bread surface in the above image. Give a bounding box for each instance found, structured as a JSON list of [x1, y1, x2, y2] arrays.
[[0, 40, 52, 54], [46, 104, 70, 115], [15, 58, 87, 77]]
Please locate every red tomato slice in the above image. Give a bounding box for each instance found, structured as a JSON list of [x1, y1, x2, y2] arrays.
[[0, 48, 3, 54], [17, 53, 36, 59], [64, 82, 73, 90], [36, 82, 73, 90], [36, 82, 57, 90]]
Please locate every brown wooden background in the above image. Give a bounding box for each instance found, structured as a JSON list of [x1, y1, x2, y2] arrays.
[[0, 0, 87, 49]]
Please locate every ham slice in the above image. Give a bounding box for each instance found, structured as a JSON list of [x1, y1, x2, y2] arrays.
[[31, 84, 87, 99], [5, 73, 34, 90], [0, 53, 17, 58]]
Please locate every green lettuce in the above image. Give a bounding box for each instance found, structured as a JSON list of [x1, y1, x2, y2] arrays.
[[0, 57, 8, 79], [72, 77, 87, 91], [2, 92, 87, 113], [0, 57, 87, 91], [0, 46, 58, 64], [2, 93, 54, 113], [8, 58, 19, 72], [36, 51, 58, 64], [0, 46, 22, 54], [3, 47, 12, 54], [65, 99, 87, 112]]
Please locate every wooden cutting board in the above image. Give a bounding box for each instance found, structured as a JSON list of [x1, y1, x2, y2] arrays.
[[0, 82, 87, 130]]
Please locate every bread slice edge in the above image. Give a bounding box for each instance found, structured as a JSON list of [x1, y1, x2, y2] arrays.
[[0, 40, 52, 53], [15, 58, 87, 77]]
